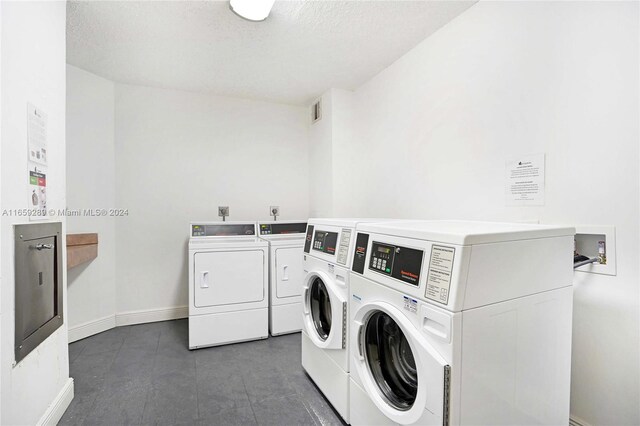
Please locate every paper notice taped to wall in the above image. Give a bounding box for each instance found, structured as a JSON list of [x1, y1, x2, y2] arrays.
[[29, 164, 47, 217], [505, 154, 545, 206], [27, 103, 49, 220], [27, 103, 48, 166]]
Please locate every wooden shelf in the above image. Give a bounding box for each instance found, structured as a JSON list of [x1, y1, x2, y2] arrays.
[[67, 233, 98, 270]]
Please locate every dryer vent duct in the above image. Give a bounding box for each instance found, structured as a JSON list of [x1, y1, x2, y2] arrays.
[[311, 99, 322, 123]]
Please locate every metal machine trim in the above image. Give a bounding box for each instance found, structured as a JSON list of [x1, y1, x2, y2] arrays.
[[443, 365, 451, 426], [341, 301, 347, 349]]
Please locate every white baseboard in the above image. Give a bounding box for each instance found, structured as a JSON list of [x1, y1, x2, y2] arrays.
[[68, 315, 116, 343], [115, 306, 188, 327], [67, 307, 188, 342], [570, 414, 592, 426], [37, 377, 74, 426]]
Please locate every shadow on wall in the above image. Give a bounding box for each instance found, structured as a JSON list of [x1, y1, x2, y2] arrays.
[[177, 238, 190, 307], [67, 261, 92, 286]]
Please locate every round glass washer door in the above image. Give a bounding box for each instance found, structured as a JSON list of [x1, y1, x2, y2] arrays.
[[308, 276, 332, 341], [363, 310, 418, 411]]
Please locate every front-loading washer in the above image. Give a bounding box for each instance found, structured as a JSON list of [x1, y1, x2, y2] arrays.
[[258, 220, 308, 336], [348, 220, 575, 425], [301, 218, 394, 423], [188, 221, 269, 349]]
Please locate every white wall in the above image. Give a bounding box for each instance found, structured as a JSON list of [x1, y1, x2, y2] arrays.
[[0, 2, 4, 419], [1, 2, 71, 424], [66, 65, 117, 340], [327, 2, 639, 424], [329, 89, 355, 214], [308, 88, 355, 218], [114, 84, 309, 316], [308, 91, 333, 217]]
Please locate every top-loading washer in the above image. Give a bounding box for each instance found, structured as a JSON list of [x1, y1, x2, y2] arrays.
[[188, 221, 269, 349], [301, 218, 395, 423], [258, 220, 308, 336], [348, 220, 575, 425]]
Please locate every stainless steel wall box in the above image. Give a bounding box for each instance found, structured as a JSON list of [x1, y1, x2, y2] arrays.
[[14, 222, 63, 363]]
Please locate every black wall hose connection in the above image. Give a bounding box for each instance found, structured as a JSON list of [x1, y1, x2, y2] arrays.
[[574, 257, 600, 269]]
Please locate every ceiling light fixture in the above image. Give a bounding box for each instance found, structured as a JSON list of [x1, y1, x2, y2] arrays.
[[229, 0, 276, 22]]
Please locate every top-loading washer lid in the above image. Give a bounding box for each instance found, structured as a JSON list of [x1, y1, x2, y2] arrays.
[[307, 218, 394, 229], [356, 220, 575, 245]]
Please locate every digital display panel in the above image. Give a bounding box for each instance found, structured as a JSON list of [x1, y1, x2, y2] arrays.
[[191, 224, 255, 237], [351, 232, 370, 274], [259, 222, 307, 235], [304, 225, 314, 253]]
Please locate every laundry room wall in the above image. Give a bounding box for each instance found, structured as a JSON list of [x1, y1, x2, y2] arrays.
[[330, 88, 356, 215], [308, 91, 334, 217], [308, 88, 354, 218], [0, 2, 72, 424], [114, 84, 309, 321], [324, 2, 639, 425], [0, 4, 3, 418], [66, 65, 117, 341]]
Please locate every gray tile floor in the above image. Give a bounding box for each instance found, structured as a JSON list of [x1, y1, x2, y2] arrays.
[[60, 320, 346, 426]]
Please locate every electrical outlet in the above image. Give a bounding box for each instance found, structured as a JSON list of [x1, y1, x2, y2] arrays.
[[270, 206, 280, 217], [218, 206, 229, 217]]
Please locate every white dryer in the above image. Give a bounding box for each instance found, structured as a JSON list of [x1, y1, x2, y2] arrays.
[[258, 220, 308, 336], [188, 221, 269, 349], [348, 220, 575, 426], [301, 218, 393, 423]]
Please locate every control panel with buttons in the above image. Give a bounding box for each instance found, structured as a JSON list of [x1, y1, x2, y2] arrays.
[[259, 222, 307, 235], [312, 230, 338, 255], [370, 242, 394, 274], [191, 224, 255, 237], [369, 241, 424, 287]]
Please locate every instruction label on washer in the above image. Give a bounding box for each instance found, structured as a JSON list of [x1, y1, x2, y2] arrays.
[[336, 228, 352, 265], [403, 296, 418, 314], [425, 245, 455, 304]]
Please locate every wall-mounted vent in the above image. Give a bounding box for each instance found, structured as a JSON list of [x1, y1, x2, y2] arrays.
[[311, 99, 322, 123]]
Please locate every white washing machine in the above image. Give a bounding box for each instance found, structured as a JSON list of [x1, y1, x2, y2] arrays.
[[258, 220, 308, 336], [348, 220, 575, 426], [188, 221, 269, 349], [301, 218, 393, 423]]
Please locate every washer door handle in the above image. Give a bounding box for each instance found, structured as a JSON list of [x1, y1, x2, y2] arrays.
[[200, 271, 210, 289], [356, 323, 365, 360], [282, 265, 289, 281], [302, 285, 309, 314]]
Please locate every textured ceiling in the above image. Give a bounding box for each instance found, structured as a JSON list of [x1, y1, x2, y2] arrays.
[[67, 1, 475, 105]]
